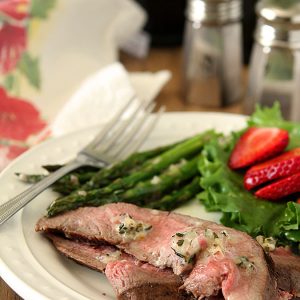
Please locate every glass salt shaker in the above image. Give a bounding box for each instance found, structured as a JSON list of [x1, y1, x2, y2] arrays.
[[183, 0, 243, 107], [246, 0, 300, 121]]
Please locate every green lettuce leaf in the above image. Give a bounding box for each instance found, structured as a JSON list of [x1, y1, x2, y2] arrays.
[[198, 104, 300, 250]]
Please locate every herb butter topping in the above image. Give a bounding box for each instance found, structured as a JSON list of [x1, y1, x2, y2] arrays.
[[96, 250, 121, 264], [116, 213, 152, 241], [171, 230, 201, 264], [205, 229, 225, 256], [256, 235, 276, 252], [234, 256, 255, 271]]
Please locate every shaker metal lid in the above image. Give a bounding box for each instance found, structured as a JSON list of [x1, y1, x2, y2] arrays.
[[186, 0, 241, 24], [255, 0, 300, 48], [256, 0, 300, 25]]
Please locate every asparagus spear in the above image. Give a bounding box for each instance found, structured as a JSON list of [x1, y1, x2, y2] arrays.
[[15, 170, 97, 184], [85, 139, 185, 190], [47, 154, 201, 216], [47, 131, 213, 216], [15, 169, 98, 195], [16, 164, 99, 184], [52, 172, 97, 195], [86, 131, 213, 195], [147, 176, 201, 210], [16, 140, 183, 194], [14, 142, 180, 197]]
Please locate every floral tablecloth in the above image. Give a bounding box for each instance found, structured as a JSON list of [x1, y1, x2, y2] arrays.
[[0, 0, 147, 170]]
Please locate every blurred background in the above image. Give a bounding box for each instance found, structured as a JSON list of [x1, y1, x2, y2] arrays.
[[2, 0, 300, 171], [121, 0, 258, 112], [135, 0, 257, 64]]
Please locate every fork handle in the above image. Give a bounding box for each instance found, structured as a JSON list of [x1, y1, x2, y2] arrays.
[[0, 160, 83, 226]]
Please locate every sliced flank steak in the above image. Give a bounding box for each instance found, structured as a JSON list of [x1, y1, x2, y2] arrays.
[[270, 247, 300, 299], [46, 234, 189, 300], [36, 203, 288, 300]]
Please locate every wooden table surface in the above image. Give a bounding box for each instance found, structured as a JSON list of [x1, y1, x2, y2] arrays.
[[0, 47, 246, 300]]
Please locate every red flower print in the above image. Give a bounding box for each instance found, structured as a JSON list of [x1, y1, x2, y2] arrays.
[[0, 0, 29, 74], [0, 0, 29, 21], [0, 87, 47, 141], [0, 23, 27, 74]]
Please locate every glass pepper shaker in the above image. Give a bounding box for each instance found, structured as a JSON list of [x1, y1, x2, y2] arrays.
[[246, 0, 300, 121], [183, 0, 243, 107]]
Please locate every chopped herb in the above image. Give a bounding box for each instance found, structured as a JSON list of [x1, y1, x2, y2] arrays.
[[235, 256, 255, 271], [176, 232, 184, 237], [205, 229, 218, 239], [171, 247, 186, 259], [188, 254, 196, 264], [221, 230, 228, 237], [136, 224, 143, 232], [116, 214, 152, 240], [177, 239, 184, 246]]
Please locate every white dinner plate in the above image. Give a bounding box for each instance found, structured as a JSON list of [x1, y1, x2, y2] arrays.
[[0, 112, 247, 300]]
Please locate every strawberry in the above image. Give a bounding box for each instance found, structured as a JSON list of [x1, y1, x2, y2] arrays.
[[228, 127, 289, 170], [244, 148, 300, 190], [255, 172, 300, 201]]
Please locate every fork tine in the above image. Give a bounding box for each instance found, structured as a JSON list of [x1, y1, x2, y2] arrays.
[[109, 102, 156, 157], [115, 105, 165, 159], [123, 106, 166, 157], [96, 98, 151, 153], [85, 94, 136, 150]]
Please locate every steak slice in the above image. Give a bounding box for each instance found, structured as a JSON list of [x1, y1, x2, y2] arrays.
[[36, 203, 283, 300], [270, 247, 300, 298], [46, 234, 188, 300], [106, 259, 188, 300], [46, 233, 123, 272]]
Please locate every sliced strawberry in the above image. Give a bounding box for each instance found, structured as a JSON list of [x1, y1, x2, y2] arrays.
[[228, 127, 289, 170], [255, 172, 300, 201], [244, 148, 300, 190]]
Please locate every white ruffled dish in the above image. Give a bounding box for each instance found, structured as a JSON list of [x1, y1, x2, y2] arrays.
[[0, 112, 246, 300]]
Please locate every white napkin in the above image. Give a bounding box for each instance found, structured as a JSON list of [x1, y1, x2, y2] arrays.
[[51, 63, 171, 136]]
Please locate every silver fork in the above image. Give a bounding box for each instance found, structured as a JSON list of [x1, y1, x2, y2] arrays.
[[0, 96, 165, 225]]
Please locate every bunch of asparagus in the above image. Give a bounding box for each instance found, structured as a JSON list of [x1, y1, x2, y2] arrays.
[[17, 131, 215, 217]]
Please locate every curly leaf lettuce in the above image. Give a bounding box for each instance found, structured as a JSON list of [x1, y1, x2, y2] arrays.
[[198, 104, 300, 250]]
